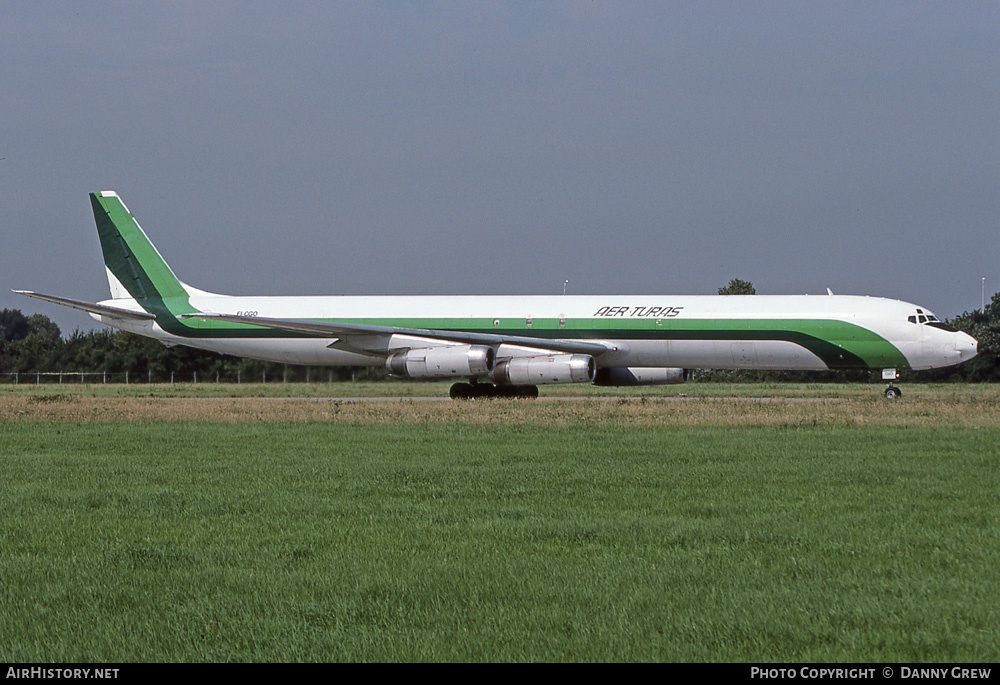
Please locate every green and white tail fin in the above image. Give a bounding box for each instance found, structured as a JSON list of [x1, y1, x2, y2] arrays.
[[91, 191, 211, 302]]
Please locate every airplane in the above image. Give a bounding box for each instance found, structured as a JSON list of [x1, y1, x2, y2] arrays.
[[15, 191, 978, 399]]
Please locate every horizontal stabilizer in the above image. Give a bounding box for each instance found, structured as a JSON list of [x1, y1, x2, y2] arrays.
[[12, 290, 156, 321]]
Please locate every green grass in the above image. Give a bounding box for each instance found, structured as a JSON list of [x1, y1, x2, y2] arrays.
[[2, 379, 997, 400], [1, 403, 998, 661]]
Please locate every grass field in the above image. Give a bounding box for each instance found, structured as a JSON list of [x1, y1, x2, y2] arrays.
[[2, 378, 995, 399], [1, 384, 998, 661]]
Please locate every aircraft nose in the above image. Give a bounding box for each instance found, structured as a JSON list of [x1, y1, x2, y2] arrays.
[[956, 332, 979, 362]]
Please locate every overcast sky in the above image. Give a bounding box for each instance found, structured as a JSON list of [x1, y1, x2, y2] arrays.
[[2, 1, 997, 334]]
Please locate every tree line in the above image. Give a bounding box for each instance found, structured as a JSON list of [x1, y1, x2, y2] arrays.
[[0, 309, 381, 383], [2, 284, 997, 383]]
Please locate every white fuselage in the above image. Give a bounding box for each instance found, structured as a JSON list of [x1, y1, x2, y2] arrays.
[[94, 293, 979, 372]]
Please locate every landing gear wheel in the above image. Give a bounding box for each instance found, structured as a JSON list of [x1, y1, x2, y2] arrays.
[[450, 382, 473, 400], [518, 385, 539, 399], [881, 368, 902, 400], [450, 383, 538, 400], [494, 385, 539, 399]]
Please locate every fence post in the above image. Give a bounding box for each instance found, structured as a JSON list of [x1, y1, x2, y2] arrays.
[[170, 371, 174, 384], [103, 371, 106, 384], [126, 370, 129, 384], [194, 371, 197, 384]]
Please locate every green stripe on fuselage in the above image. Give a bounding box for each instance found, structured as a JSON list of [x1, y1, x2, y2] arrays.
[[300, 316, 902, 369], [152, 314, 906, 370]]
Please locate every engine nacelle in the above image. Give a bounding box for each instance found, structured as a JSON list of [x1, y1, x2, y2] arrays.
[[492, 354, 596, 385], [386, 345, 495, 379], [592, 367, 690, 386]]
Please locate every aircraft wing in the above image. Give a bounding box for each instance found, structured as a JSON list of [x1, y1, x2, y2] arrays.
[[181, 312, 616, 356], [12, 290, 156, 321]]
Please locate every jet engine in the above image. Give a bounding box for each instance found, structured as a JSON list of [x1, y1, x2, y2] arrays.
[[592, 367, 690, 386], [386, 345, 495, 378], [492, 354, 596, 385]]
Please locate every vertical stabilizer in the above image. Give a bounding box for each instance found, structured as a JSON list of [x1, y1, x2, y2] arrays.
[[91, 191, 189, 301]]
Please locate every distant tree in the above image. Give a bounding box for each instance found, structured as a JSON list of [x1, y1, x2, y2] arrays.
[[0, 308, 31, 341], [941, 291, 1000, 382], [27, 314, 61, 341], [718, 278, 756, 295], [2, 314, 62, 372], [61, 329, 118, 371], [0, 308, 390, 382]]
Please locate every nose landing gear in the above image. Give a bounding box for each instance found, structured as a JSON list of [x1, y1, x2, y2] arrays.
[[882, 368, 902, 400]]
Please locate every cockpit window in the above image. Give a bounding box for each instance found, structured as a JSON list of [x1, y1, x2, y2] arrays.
[[927, 321, 959, 333], [908, 309, 940, 325]]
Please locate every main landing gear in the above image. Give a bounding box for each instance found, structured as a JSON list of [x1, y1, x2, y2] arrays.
[[882, 368, 902, 400], [449, 381, 539, 400]]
